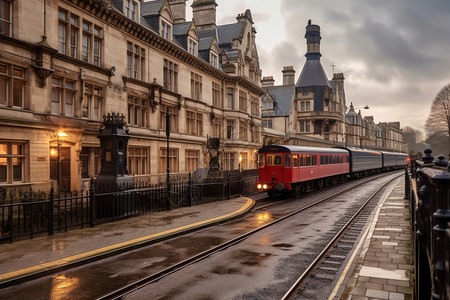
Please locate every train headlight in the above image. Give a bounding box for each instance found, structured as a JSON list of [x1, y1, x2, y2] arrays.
[[257, 184, 262, 189], [263, 184, 267, 189]]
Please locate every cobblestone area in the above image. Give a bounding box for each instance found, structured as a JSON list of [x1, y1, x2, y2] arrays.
[[341, 178, 414, 300]]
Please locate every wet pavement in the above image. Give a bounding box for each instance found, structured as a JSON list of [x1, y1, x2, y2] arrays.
[[333, 177, 414, 300], [0, 197, 254, 287]]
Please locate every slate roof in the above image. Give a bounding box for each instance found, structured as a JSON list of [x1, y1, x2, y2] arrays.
[[296, 59, 331, 88], [173, 22, 191, 36], [140, 0, 164, 17], [264, 85, 294, 117], [216, 23, 244, 49]]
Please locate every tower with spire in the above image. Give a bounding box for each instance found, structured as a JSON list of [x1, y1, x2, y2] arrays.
[[291, 20, 346, 143]]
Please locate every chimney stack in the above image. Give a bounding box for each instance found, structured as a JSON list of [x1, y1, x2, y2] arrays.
[[191, 0, 217, 31], [261, 76, 275, 88], [168, 0, 187, 24], [282, 66, 296, 86]]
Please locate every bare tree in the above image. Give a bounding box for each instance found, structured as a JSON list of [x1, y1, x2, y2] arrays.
[[402, 126, 425, 154], [425, 83, 450, 156]]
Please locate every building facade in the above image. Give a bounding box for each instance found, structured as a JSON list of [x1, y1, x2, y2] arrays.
[[0, 0, 263, 192]]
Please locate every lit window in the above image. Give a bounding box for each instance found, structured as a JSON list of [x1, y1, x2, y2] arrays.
[[0, 141, 26, 183]]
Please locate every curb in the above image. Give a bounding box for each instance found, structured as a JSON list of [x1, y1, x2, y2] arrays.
[[0, 197, 255, 289]]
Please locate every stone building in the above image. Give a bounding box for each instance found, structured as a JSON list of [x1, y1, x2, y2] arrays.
[[0, 0, 263, 192], [261, 21, 346, 147]]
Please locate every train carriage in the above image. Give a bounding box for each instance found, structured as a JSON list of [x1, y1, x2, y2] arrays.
[[336, 147, 383, 177], [256, 145, 350, 195], [381, 151, 408, 170]]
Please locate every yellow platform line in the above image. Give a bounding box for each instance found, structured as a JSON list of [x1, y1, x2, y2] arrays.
[[0, 198, 255, 283]]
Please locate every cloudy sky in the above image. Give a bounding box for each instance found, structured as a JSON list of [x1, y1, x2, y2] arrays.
[[186, 0, 450, 133]]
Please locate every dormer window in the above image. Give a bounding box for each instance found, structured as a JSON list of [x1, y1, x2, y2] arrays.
[[188, 38, 198, 56], [161, 21, 172, 40], [125, 0, 138, 22], [210, 52, 219, 68]]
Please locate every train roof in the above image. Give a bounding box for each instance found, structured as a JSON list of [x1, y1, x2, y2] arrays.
[[335, 146, 382, 156], [258, 145, 349, 155]]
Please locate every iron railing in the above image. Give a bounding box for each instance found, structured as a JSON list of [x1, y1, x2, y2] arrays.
[[405, 148, 450, 300], [0, 170, 258, 243]]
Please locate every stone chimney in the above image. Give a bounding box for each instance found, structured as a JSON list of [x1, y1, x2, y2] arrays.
[[282, 66, 296, 86], [168, 0, 187, 24], [261, 76, 275, 88], [191, 0, 217, 31]]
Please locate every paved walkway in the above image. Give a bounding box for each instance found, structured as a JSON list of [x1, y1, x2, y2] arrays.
[[335, 177, 414, 300], [0, 197, 254, 287]]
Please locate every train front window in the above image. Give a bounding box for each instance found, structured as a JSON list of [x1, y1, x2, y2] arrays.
[[258, 154, 265, 168], [285, 154, 291, 168], [267, 154, 282, 166]]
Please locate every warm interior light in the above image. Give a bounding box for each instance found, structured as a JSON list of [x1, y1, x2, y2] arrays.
[[50, 148, 57, 156], [58, 131, 68, 137]]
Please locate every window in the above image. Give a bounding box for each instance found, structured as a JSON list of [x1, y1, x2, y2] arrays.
[[160, 147, 178, 173], [80, 147, 100, 178], [300, 101, 311, 111], [210, 52, 219, 68], [125, 0, 138, 21], [285, 154, 291, 168], [161, 20, 171, 40], [83, 83, 103, 120], [262, 119, 272, 129], [258, 154, 265, 168], [213, 118, 223, 138], [58, 11, 67, 54], [0, 141, 26, 183], [160, 104, 178, 133], [185, 149, 199, 172], [186, 111, 203, 136], [78, 19, 102, 66], [128, 147, 149, 175], [0, 63, 24, 108], [0, 0, 12, 36], [239, 91, 247, 112], [239, 121, 248, 141], [51, 77, 62, 114], [300, 120, 310, 133], [293, 155, 298, 167], [191, 72, 202, 100], [212, 82, 222, 108], [250, 96, 259, 117], [127, 42, 145, 80], [240, 152, 248, 170], [163, 59, 178, 92], [51, 76, 76, 116], [222, 152, 235, 170], [267, 155, 282, 166], [128, 95, 148, 127], [188, 38, 198, 56], [226, 120, 234, 139], [251, 124, 259, 143], [226, 88, 233, 109]]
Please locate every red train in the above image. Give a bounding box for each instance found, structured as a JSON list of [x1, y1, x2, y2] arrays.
[[256, 145, 407, 196]]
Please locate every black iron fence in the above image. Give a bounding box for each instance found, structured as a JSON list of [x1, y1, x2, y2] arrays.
[[405, 148, 450, 300], [0, 170, 258, 243]]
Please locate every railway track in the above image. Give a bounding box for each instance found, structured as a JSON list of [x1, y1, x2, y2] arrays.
[[280, 172, 403, 299], [99, 171, 403, 300]]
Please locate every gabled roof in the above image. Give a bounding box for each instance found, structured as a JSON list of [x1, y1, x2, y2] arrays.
[[296, 59, 331, 88], [140, 0, 165, 17], [216, 22, 244, 49], [263, 85, 295, 117], [173, 22, 192, 36]]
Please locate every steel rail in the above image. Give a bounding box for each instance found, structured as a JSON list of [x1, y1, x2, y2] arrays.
[[98, 171, 403, 300], [280, 173, 403, 300]]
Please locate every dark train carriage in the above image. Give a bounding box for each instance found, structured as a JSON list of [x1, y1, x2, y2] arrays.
[[256, 145, 350, 195], [381, 151, 408, 170], [336, 147, 383, 176]]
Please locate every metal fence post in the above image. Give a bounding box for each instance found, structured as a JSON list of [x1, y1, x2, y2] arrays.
[[188, 172, 192, 207], [404, 166, 410, 200], [227, 173, 231, 200], [89, 178, 96, 227], [48, 187, 54, 236]]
